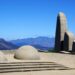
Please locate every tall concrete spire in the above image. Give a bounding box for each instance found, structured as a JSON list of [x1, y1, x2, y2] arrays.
[[55, 12, 67, 52]]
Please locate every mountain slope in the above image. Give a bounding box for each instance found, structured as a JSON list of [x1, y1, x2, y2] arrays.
[[10, 37, 55, 50], [0, 38, 19, 50]]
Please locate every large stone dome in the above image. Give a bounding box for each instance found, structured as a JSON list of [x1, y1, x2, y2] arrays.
[[0, 51, 6, 62], [14, 45, 40, 60]]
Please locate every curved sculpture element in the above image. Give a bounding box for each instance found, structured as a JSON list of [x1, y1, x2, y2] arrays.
[[72, 41, 75, 53], [14, 45, 40, 60], [64, 31, 75, 51], [55, 12, 67, 52]]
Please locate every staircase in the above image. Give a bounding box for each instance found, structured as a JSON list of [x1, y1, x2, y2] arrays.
[[0, 62, 72, 73]]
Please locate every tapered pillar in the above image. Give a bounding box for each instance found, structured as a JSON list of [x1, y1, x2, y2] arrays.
[[55, 12, 67, 52]]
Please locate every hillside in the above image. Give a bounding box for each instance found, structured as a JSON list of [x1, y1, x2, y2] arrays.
[[0, 38, 18, 50], [10, 37, 55, 50]]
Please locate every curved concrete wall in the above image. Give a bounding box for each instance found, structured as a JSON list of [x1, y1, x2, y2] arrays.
[[64, 31, 75, 51]]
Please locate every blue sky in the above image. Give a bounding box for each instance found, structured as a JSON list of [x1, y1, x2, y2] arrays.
[[0, 0, 75, 40]]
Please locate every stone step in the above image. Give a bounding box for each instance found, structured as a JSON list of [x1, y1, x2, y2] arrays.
[[0, 62, 60, 66], [0, 65, 67, 69], [0, 66, 71, 73], [0, 62, 54, 64], [0, 62, 72, 73], [0, 63, 60, 66]]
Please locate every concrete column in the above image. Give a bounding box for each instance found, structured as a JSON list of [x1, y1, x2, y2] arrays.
[[55, 12, 67, 52]]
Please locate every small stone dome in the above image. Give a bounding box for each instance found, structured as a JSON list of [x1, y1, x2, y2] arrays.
[[14, 45, 40, 60], [0, 51, 6, 62]]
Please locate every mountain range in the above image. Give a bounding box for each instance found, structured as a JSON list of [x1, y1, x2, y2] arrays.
[[0, 38, 18, 50], [10, 37, 55, 50], [0, 37, 55, 50]]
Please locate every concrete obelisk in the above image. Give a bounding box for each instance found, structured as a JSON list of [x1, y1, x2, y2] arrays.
[[55, 12, 67, 52]]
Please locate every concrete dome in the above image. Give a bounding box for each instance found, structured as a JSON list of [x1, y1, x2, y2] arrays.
[[0, 51, 6, 62], [14, 45, 40, 60]]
